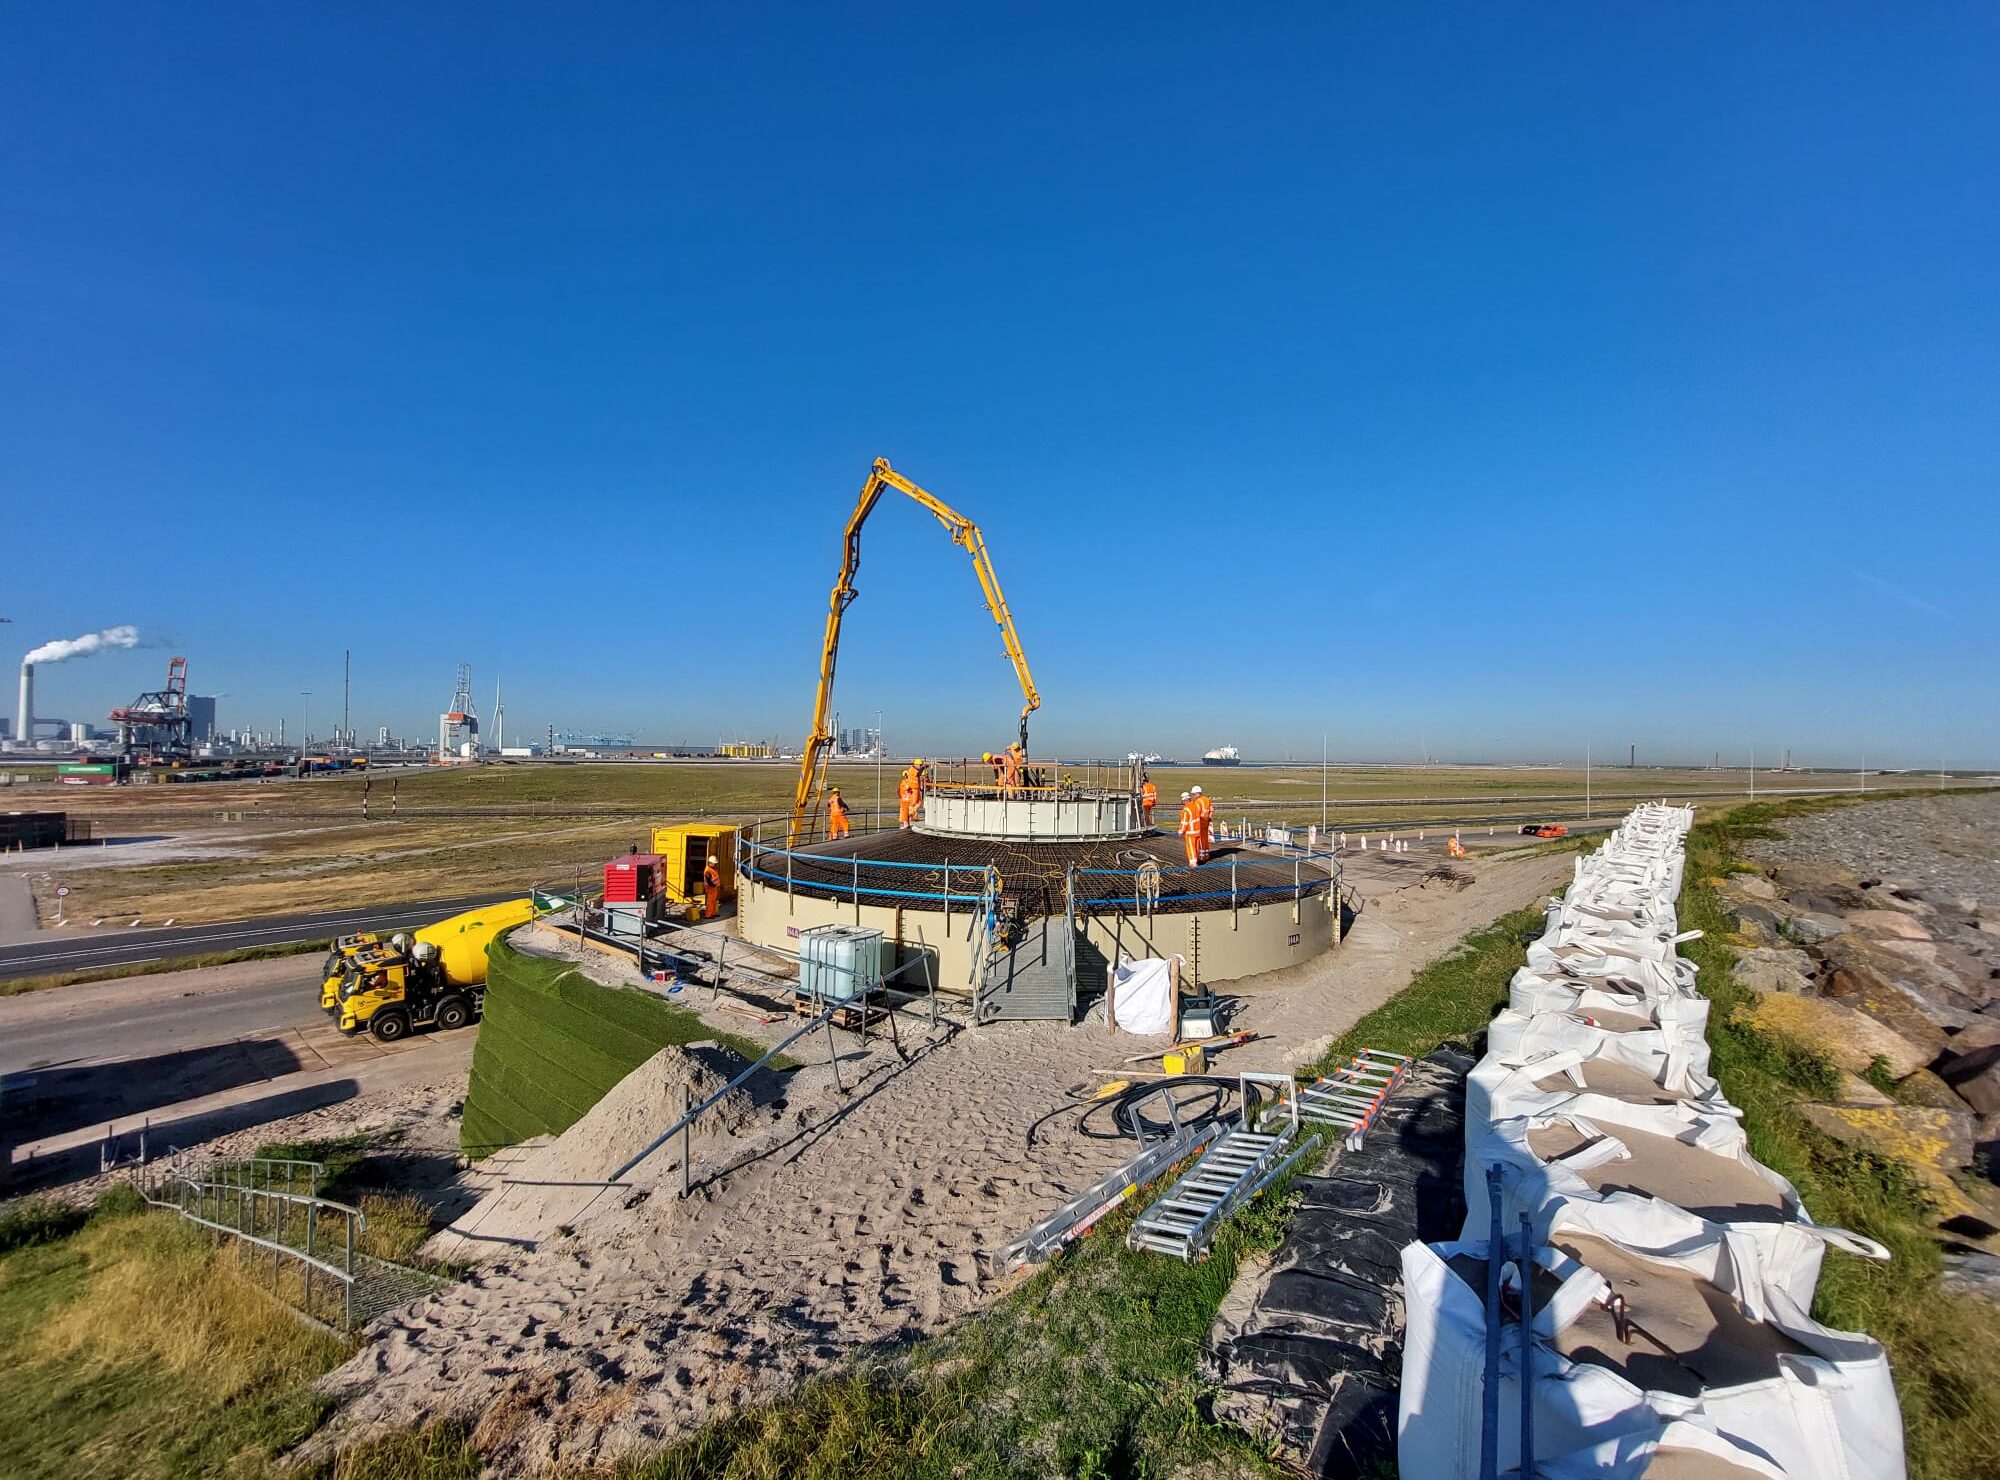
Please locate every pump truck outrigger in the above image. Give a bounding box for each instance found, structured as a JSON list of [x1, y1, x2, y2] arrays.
[[788, 457, 1042, 845]]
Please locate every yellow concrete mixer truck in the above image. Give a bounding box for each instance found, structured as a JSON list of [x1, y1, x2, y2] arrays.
[[330, 897, 538, 1040]]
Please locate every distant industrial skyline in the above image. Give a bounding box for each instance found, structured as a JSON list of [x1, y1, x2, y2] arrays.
[[1, 628, 1985, 773], [4, 8, 1996, 767]]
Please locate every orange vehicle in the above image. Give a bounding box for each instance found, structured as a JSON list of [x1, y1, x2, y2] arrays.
[[1519, 823, 1569, 839]]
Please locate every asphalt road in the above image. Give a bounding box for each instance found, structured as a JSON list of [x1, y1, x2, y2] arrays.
[[0, 961, 323, 1075], [0, 892, 520, 979], [0, 951, 478, 1186]]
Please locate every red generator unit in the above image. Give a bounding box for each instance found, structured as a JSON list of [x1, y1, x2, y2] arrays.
[[603, 854, 663, 904]]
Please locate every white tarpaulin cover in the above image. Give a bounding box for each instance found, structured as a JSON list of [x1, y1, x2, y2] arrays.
[[1111, 957, 1174, 1037]]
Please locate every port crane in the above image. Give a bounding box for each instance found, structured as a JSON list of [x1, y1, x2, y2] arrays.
[[789, 458, 1040, 843]]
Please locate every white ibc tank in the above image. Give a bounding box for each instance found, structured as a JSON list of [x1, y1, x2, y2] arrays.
[[799, 924, 884, 1003]]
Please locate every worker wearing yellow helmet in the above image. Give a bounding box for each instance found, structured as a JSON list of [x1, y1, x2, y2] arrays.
[[827, 786, 851, 840], [897, 760, 923, 829]]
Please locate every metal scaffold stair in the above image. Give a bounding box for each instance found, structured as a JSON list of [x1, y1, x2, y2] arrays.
[[1297, 1050, 1412, 1150], [1128, 1073, 1321, 1261]]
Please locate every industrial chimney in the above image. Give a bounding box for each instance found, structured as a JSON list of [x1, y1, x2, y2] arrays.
[[16, 662, 32, 745]]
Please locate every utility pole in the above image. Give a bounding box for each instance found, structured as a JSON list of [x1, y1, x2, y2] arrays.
[[1585, 744, 1591, 820], [875, 709, 884, 824], [1320, 733, 1328, 829], [1749, 747, 1755, 802], [342, 651, 351, 750], [301, 693, 311, 750]]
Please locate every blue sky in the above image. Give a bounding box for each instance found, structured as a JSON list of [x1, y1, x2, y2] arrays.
[[3, 4, 1995, 767]]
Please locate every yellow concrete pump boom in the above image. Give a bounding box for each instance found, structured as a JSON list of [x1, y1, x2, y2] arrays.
[[790, 457, 1040, 843]]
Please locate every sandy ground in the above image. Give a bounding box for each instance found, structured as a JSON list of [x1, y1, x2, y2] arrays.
[[305, 844, 1574, 1471]]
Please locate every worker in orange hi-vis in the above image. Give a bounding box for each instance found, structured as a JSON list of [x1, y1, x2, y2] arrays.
[[702, 855, 722, 918], [1178, 791, 1201, 866], [1190, 783, 1214, 862], [1005, 742, 1027, 792], [1139, 774, 1158, 827], [983, 751, 1005, 787], [897, 765, 920, 829], [827, 787, 851, 840]]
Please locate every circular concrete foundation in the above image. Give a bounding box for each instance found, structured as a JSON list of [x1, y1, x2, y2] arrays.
[[733, 817, 1341, 1017]]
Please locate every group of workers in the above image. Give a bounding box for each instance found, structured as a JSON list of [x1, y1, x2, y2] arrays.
[[979, 742, 1029, 792], [823, 757, 934, 840], [1176, 782, 1214, 866], [824, 759, 1214, 867]]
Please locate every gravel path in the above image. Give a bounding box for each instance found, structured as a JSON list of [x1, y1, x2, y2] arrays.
[[1747, 792, 2000, 909]]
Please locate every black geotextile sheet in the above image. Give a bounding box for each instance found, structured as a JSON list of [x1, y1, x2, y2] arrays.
[[1202, 1046, 1474, 1477]]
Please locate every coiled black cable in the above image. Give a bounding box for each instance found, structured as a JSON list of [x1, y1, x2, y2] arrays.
[[1026, 1074, 1240, 1149]]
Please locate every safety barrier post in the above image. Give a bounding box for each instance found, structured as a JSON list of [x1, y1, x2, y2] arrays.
[[1519, 1208, 1536, 1474], [1480, 1165, 1504, 1480], [344, 1212, 355, 1332]]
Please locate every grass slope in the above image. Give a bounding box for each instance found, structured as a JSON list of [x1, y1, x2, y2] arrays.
[[0, 1192, 344, 1480], [460, 935, 784, 1155]]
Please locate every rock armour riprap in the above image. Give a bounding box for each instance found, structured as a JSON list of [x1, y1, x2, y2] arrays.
[[1736, 792, 2000, 1209]]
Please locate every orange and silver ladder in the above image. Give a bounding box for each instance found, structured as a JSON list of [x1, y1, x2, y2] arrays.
[[1297, 1049, 1411, 1150]]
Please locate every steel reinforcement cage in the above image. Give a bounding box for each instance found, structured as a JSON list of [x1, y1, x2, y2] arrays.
[[734, 815, 1341, 920]]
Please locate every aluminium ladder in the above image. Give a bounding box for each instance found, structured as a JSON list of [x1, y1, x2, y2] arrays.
[[1297, 1049, 1412, 1150], [1002, 1083, 1224, 1268], [1128, 1072, 1321, 1261]]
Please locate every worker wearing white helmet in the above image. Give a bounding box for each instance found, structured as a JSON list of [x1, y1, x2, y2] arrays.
[[1190, 784, 1214, 861], [702, 854, 723, 918], [1178, 791, 1200, 866]]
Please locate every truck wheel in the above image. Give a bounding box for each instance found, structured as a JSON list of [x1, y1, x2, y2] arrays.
[[435, 995, 473, 1031], [370, 1009, 411, 1042]]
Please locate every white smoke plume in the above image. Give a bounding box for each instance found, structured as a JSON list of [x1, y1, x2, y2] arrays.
[[23, 625, 142, 665]]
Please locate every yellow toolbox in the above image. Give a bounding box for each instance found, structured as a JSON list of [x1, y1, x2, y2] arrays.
[[1162, 1043, 1207, 1076]]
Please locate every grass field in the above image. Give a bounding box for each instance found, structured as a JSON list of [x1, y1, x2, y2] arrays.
[[23, 760, 1973, 927]]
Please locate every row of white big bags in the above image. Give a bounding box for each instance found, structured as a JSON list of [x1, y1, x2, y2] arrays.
[[1397, 803, 1906, 1480]]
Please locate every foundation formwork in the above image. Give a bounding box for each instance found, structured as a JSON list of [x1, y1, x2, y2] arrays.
[[735, 794, 1341, 1020]]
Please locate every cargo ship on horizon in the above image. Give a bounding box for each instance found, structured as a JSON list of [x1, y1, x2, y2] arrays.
[[1202, 745, 1241, 767]]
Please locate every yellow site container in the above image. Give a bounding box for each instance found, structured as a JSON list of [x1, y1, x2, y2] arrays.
[[1162, 1043, 1207, 1076], [650, 823, 738, 904]]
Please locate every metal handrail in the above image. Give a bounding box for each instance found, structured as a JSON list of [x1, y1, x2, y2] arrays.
[[148, 1178, 365, 1286], [136, 1163, 375, 1331]]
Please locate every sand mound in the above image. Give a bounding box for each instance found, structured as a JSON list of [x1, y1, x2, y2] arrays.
[[425, 1043, 762, 1263]]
